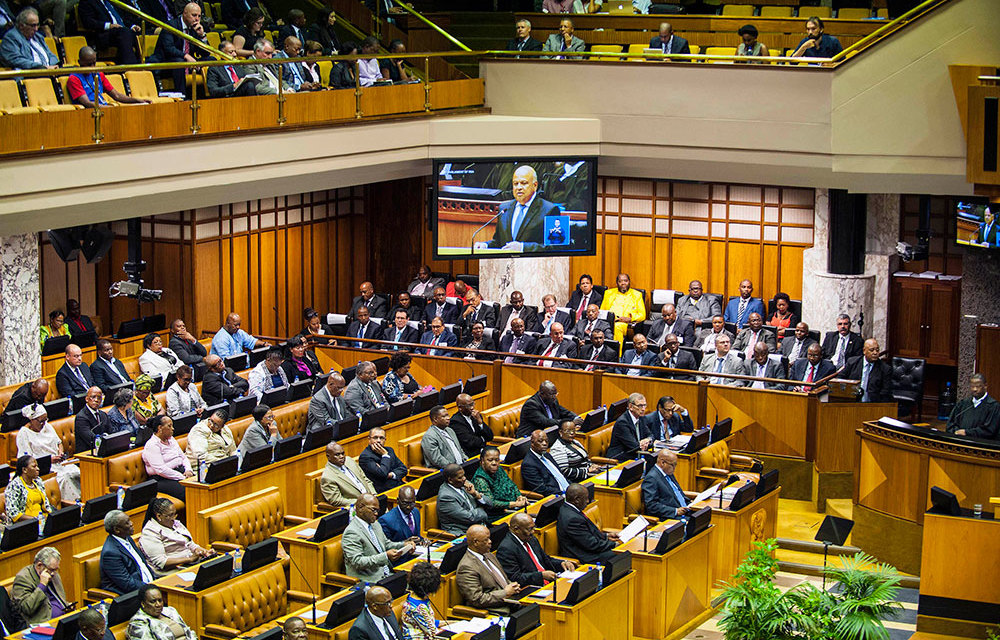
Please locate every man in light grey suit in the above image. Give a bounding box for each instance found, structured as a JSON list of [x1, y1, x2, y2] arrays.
[[437, 464, 488, 536], [307, 372, 348, 431], [698, 334, 748, 386], [320, 442, 376, 508], [421, 405, 467, 468], [542, 18, 585, 59], [745, 343, 786, 390], [342, 494, 414, 582], [677, 280, 723, 335], [343, 361, 387, 415]]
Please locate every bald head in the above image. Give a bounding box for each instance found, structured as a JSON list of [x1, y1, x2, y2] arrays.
[[466, 524, 491, 554]]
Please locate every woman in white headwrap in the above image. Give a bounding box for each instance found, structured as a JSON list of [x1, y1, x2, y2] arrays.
[[15, 404, 81, 501]]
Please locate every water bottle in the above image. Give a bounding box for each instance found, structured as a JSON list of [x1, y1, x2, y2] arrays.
[[94, 434, 103, 454], [198, 457, 207, 483], [116, 487, 125, 508], [233, 549, 243, 575], [938, 381, 956, 420], [38, 513, 47, 535], [357, 412, 363, 428]]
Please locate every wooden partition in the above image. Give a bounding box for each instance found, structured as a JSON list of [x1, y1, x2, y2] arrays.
[[499, 364, 597, 415]]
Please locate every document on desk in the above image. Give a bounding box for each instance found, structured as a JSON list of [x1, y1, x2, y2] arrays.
[[618, 514, 651, 543], [559, 570, 587, 581], [443, 618, 495, 633], [690, 482, 724, 506], [592, 468, 622, 485], [176, 572, 197, 581], [296, 528, 316, 538]]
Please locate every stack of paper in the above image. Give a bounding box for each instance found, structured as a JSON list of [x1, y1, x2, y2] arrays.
[[617, 515, 650, 543]]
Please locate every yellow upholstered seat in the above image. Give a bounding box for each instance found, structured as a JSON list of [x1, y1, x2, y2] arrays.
[[807, 6, 832, 18], [61, 35, 88, 65], [23, 78, 81, 112], [704, 46, 737, 63], [759, 6, 793, 17], [124, 70, 177, 103], [720, 5, 754, 16], [0, 80, 38, 114], [838, 7, 871, 19], [590, 44, 623, 61]]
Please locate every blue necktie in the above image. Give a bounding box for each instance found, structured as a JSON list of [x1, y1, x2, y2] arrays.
[[103, 0, 123, 25], [511, 204, 525, 240], [665, 473, 687, 510], [861, 362, 871, 402], [715, 358, 724, 373]]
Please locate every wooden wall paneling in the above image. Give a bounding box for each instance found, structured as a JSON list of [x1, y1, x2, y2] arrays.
[[778, 245, 803, 301], [761, 243, 779, 299], [620, 233, 651, 293], [652, 236, 671, 296], [670, 238, 706, 294], [194, 240, 220, 336], [725, 242, 761, 302], [286, 221, 303, 338], [367, 178, 427, 300], [256, 229, 274, 337], [276, 225, 290, 338], [708, 239, 727, 297]]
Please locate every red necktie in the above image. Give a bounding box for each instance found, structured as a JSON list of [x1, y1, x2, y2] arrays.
[[806, 365, 815, 383], [227, 66, 238, 82], [538, 344, 555, 366], [576, 295, 587, 320], [524, 541, 547, 584]]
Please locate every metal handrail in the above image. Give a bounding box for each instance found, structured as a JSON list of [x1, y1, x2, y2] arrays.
[[383, 0, 471, 52], [830, 0, 946, 62], [106, 0, 227, 59]]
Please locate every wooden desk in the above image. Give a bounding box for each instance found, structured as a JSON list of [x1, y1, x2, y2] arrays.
[[854, 421, 1000, 574], [918, 512, 1000, 637], [77, 434, 190, 502], [583, 462, 633, 530], [0, 505, 145, 604], [519, 563, 634, 640], [691, 485, 780, 586], [274, 517, 349, 596], [615, 524, 714, 639]]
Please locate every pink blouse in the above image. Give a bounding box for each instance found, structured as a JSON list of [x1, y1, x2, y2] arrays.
[[143, 436, 192, 480]]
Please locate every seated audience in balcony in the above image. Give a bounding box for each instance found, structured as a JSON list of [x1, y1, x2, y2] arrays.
[[570, 303, 611, 344], [542, 0, 583, 14], [460, 321, 496, 360], [656, 333, 696, 380], [382, 351, 422, 402], [696, 315, 732, 353], [207, 40, 258, 97], [408, 264, 445, 298], [330, 41, 358, 89], [677, 280, 721, 335], [539, 294, 573, 334], [140, 333, 181, 390], [39, 308, 69, 348], [780, 321, 815, 364], [601, 273, 646, 346], [789, 343, 836, 390], [618, 333, 657, 376], [246, 39, 293, 95], [142, 416, 193, 501], [297, 307, 332, 342], [844, 338, 893, 403], [125, 585, 197, 640], [357, 36, 382, 87], [351, 281, 389, 321], [500, 318, 537, 364], [17, 405, 81, 501], [736, 24, 769, 60], [534, 322, 577, 368], [423, 287, 460, 325], [724, 279, 764, 329], [307, 8, 341, 56], [732, 312, 776, 357], [499, 290, 540, 334], [302, 41, 325, 85], [385, 308, 419, 350], [78, 0, 141, 65], [347, 306, 384, 349], [277, 36, 321, 91], [0, 9, 58, 70], [506, 18, 542, 54], [149, 3, 211, 94], [699, 334, 748, 386], [419, 317, 457, 357], [221, 0, 272, 31], [232, 7, 265, 57], [648, 22, 690, 55], [165, 365, 207, 417], [65, 299, 95, 335], [380, 39, 411, 83], [579, 328, 616, 372], [542, 18, 584, 59], [68, 47, 149, 107], [276, 8, 307, 51], [460, 288, 494, 333], [791, 16, 843, 59]]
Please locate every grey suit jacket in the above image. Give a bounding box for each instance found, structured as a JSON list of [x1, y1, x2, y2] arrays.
[[320, 457, 375, 508], [698, 353, 748, 386], [676, 295, 722, 324], [437, 482, 487, 535], [421, 425, 466, 468], [732, 328, 777, 354], [780, 336, 817, 362], [343, 378, 387, 415], [342, 516, 406, 583], [307, 386, 349, 431], [542, 34, 586, 56]]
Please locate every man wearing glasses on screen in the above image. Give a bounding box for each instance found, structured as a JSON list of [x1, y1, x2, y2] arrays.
[[475, 165, 560, 254]]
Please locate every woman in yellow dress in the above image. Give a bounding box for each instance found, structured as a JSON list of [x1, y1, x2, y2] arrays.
[[39, 309, 70, 349], [600, 273, 646, 349]]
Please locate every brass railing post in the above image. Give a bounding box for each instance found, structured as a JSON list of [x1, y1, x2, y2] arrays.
[[189, 71, 200, 133], [140, 20, 147, 63], [91, 73, 104, 143], [277, 69, 286, 125], [423, 56, 430, 112], [354, 62, 362, 119]]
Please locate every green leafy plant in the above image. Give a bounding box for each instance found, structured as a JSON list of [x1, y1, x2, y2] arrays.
[[717, 540, 902, 640]]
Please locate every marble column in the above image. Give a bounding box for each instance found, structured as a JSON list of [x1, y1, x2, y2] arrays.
[[478, 256, 570, 309], [801, 189, 892, 345], [0, 233, 41, 385]]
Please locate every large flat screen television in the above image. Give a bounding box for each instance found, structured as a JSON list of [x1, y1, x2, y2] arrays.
[[955, 199, 998, 248], [432, 158, 598, 259]]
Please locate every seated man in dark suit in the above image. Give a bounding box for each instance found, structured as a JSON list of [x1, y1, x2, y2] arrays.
[[56, 344, 94, 398], [656, 334, 697, 381], [459, 288, 496, 333], [350, 281, 389, 321], [460, 321, 497, 360], [843, 338, 893, 403], [75, 387, 112, 452], [606, 393, 652, 461], [506, 18, 542, 54], [408, 264, 445, 298], [148, 3, 212, 95], [499, 318, 537, 365], [642, 395, 693, 441], [557, 483, 618, 565], [422, 287, 460, 325], [91, 339, 132, 396], [384, 309, 419, 351], [392, 292, 422, 322], [533, 322, 577, 369], [617, 333, 658, 377], [789, 344, 837, 391], [65, 299, 96, 336], [521, 429, 571, 496], [358, 427, 407, 493], [346, 306, 384, 349], [474, 165, 560, 253], [642, 450, 692, 520], [78, 0, 140, 64], [517, 380, 581, 437], [538, 295, 574, 335], [567, 274, 599, 326], [347, 586, 402, 640], [201, 354, 250, 406], [780, 321, 817, 364], [418, 317, 457, 357], [206, 41, 258, 97], [569, 304, 612, 343], [168, 319, 208, 365], [646, 304, 695, 348], [100, 510, 155, 594], [378, 485, 421, 542], [821, 314, 863, 368], [498, 291, 541, 334], [648, 21, 690, 54], [579, 329, 617, 372], [449, 393, 494, 458], [4, 379, 48, 429], [497, 512, 576, 587], [746, 342, 787, 390]]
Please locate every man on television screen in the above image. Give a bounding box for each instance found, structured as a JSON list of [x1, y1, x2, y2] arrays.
[[476, 165, 560, 253], [976, 205, 998, 246]]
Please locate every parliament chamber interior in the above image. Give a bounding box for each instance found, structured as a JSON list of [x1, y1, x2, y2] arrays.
[[1, 0, 1000, 638]]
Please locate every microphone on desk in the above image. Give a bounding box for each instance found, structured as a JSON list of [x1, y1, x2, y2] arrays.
[[286, 547, 318, 624], [718, 474, 740, 509], [469, 210, 504, 253], [272, 306, 287, 337], [642, 526, 648, 553]]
